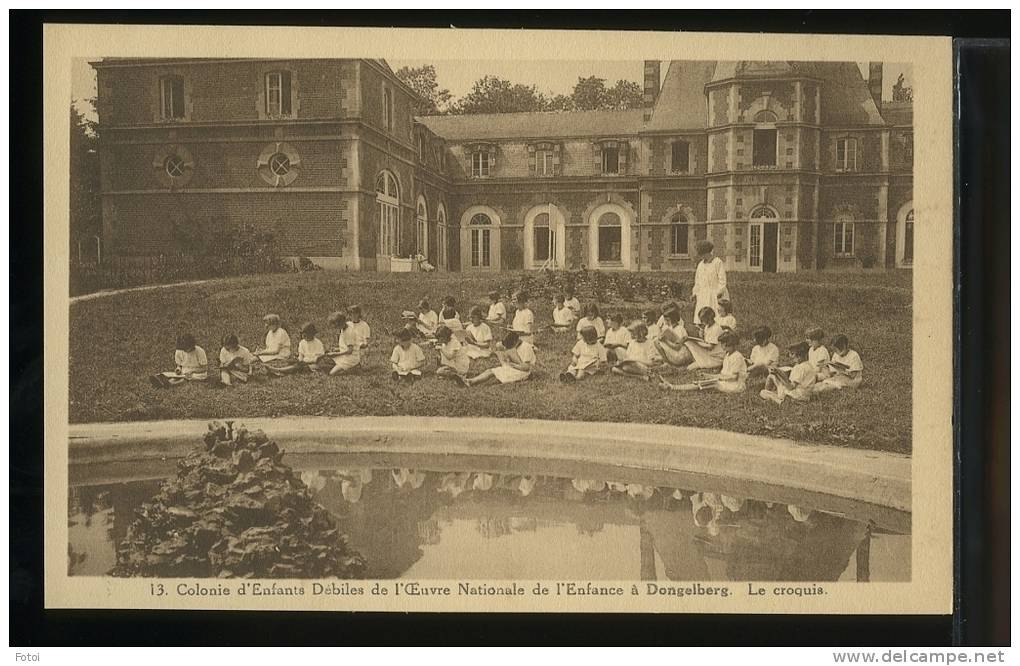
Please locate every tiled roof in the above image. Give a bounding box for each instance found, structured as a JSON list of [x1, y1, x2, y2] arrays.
[[645, 60, 718, 132], [418, 108, 645, 141]]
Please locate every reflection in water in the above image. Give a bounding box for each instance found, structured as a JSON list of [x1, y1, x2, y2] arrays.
[[68, 466, 910, 581]]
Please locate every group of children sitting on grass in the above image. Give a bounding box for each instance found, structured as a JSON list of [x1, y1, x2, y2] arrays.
[[151, 284, 863, 403]]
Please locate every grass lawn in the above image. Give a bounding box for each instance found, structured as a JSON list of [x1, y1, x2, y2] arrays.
[[69, 269, 913, 454]]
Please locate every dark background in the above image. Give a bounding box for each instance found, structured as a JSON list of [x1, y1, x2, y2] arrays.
[[10, 9, 1010, 647]]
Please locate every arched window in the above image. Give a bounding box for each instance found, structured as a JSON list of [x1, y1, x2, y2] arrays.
[[469, 213, 493, 268], [416, 197, 428, 258], [376, 172, 400, 257], [533, 213, 554, 263], [597, 212, 623, 263], [749, 206, 779, 270], [669, 211, 690, 255], [436, 205, 447, 269]]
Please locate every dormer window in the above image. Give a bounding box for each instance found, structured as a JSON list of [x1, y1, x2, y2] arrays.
[[529, 142, 560, 177], [671, 140, 690, 173], [469, 144, 495, 178], [265, 71, 292, 117], [160, 76, 185, 120], [596, 140, 628, 175]]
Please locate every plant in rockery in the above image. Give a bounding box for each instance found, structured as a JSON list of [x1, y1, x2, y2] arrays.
[[111, 421, 365, 579]]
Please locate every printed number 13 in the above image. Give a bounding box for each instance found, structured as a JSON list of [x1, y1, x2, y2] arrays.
[[150, 583, 166, 596]]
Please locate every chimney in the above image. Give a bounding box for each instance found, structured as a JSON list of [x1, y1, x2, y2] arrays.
[[868, 62, 883, 109], [643, 60, 661, 121]]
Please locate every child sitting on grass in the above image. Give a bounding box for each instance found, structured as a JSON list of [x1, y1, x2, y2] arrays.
[[563, 285, 582, 318], [486, 290, 507, 326], [644, 309, 662, 343], [685, 306, 725, 370], [459, 331, 536, 387], [347, 305, 371, 349], [748, 325, 780, 380], [439, 296, 461, 329], [217, 333, 259, 387], [815, 334, 864, 392], [575, 303, 606, 341], [255, 313, 292, 364], [416, 299, 439, 339], [551, 293, 576, 333], [326, 311, 362, 376], [717, 299, 736, 331], [759, 341, 816, 404], [659, 331, 746, 393], [603, 312, 632, 364], [510, 290, 535, 343], [654, 305, 692, 368], [434, 325, 470, 379], [612, 322, 658, 380], [464, 306, 494, 360], [806, 326, 832, 381], [390, 327, 426, 382], [560, 325, 606, 382], [400, 310, 421, 338], [296, 323, 328, 372], [150, 333, 208, 387], [656, 301, 681, 331]]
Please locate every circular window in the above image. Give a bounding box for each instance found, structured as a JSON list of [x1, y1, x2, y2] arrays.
[[164, 155, 186, 178], [269, 153, 290, 176], [257, 142, 300, 187], [152, 145, 194, 188]]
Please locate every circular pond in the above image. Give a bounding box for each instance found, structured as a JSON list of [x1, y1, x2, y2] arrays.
[[69, 450, 910, 582]]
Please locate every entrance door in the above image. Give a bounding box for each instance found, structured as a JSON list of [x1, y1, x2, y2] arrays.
[[762, 222, 779, 273]]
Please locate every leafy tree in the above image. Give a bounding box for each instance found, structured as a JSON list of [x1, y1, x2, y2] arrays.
[[394, 64, 453, 116], [570, 76, 644, 111], [450, 76, 552, 115], [70, 99, 101, 251]]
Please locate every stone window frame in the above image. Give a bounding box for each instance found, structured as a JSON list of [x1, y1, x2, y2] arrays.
[[832, 204, 858, 258], [466, 143, 497, 179], [256, 66, 299, 120], [382, 84, 395, 133], [835, 136, 860, 172], [594, 139, 628, 176], [663, 205, 696, 257], [256, 142, 301, 187], [157, 75, 188, 122], [263, 70, 294, 118], [151, 144, 195, 189], [670, 139, 692, 174], [528, 141, 561, 177]]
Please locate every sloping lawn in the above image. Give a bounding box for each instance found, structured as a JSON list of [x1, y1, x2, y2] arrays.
[[69, 270, 913, 454]]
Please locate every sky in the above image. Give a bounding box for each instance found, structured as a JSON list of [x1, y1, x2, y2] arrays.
[[71, 58, 912, 118]]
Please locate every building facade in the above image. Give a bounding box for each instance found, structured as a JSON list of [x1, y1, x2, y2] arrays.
[[93, 58, 914, 272]]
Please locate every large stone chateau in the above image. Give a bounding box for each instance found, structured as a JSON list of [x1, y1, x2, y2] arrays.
[[92, 58, 915, 272]]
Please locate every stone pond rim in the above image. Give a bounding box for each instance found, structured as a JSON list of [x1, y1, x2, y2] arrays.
[[67, 416, 911, 514]]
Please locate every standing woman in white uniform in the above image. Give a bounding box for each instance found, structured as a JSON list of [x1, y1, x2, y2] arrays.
[[691, 240, 729, 325]]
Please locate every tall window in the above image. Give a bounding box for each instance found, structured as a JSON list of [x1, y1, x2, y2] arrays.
[[669, 212, 690, 255], [160, 77, 185, 120], [383, 87, 394, 132], [749, 206, 777, 268], [903, 210, 914, 265], [903, 133, 914, 163], [752, 129, 777, 167], [537, 150, 554, 176], [836, 137, 858, 172], [416, 200, 428, 257], [471, 150, 491, 178], [532, 213, 555, 263], [470, 214, 492, 268], [597, 212, 623, 263], [265, 71, 292, 116], [602, 144, 620, 174], [436, 207, 447, 268], [376, 172, 399, 257], [834, 213, 855, 257], [671, 141, 690, 173]]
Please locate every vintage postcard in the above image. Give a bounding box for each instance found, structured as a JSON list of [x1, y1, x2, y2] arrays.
[[45, 24, 953, 613]]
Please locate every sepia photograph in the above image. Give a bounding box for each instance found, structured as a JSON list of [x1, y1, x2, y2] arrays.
[[45, 25, 954, 613]]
